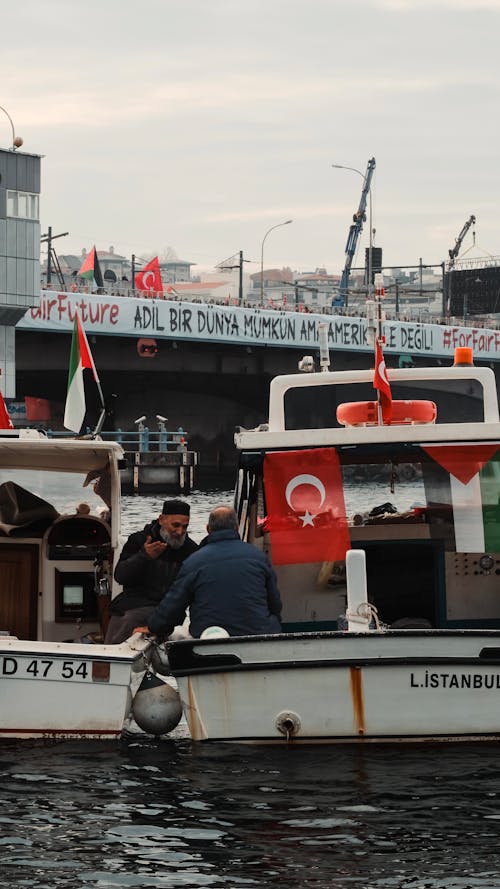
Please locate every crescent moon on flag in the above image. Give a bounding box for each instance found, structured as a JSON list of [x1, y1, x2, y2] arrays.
[[378, 359, 389, 386], [285, 474, 326, 510], [143, 270, 155, 289]]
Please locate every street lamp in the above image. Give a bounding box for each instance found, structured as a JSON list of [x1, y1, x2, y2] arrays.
[[260, 219, 293, 305], [332, 162, 373, 299], [0, 106, 23, 150]]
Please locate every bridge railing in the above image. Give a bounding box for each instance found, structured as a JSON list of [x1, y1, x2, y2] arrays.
[[44, 429, 189, 453]]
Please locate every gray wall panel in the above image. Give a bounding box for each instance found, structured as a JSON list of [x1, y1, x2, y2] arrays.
[[31, 258, 39, 295], [6, 256, 16, 292], [6, 152, 17, 188], [6, 220, 16, 255], [17, 259, 27, 294], [29, 222, 40, 259], [16, 220, 27, 258], [32, 161, 40, 193], [0, 219, 5, 254], [16, 154, 27, 189]]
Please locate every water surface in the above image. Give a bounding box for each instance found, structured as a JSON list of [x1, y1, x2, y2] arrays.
[[4, 489, 500, 888], [2, 740, 500, 888]]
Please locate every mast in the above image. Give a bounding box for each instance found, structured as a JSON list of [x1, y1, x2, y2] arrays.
[[367, 272, 386, 424]]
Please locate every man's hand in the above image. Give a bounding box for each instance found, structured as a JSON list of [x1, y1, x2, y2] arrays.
[[143, 534, 168, 559], [133, 626, 151, 635]]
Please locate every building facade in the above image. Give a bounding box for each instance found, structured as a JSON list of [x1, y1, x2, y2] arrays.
[[0, 147, 41, 397]]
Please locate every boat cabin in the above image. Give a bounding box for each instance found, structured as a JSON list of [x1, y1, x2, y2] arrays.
[[234, 364, 500, 633], [0, 432, 123, 642]]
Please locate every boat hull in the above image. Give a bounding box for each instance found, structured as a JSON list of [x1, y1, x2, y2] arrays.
[[168, 630, 500, 743], [0, 636, 150, 739]]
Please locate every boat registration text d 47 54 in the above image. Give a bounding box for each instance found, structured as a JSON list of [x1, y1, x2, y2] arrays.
[[1, 655, 94, 682]]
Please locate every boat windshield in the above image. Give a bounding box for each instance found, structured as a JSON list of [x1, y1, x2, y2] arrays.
[[240, 441, 500, 629], [0, 468, 108, 519], [283, 378, 485, 428]]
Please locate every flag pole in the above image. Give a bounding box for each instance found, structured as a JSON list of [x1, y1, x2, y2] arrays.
[[66, 311, 107, 438], [375, 277, 383, 426], [368, 273, 391, 427], [92, 380, 107, 437], [79, 312, 106, 437]]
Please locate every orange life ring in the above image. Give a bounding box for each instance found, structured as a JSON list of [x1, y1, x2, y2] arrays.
[[336, 400, 437, 427]]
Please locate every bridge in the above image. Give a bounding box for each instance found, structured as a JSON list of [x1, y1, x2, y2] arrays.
[[13, 290, 500, 472]]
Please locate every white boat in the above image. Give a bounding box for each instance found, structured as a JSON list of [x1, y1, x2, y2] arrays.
[[0, 431, 158, 739], [160, 334, 500, 743]]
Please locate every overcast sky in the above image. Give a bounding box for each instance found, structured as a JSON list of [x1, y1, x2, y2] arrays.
[[3, 0, 499, 279]]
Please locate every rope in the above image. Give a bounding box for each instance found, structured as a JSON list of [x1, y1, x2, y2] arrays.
[[345, 602, 381, 630]]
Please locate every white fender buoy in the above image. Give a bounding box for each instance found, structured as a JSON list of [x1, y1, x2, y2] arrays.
[[132, 671, 182, 735], [200, 626, 229, 639]]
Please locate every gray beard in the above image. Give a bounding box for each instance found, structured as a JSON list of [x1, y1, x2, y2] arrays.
[[160, 528, 185, 549]]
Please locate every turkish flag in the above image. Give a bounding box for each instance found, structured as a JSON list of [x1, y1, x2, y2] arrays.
[[135, 257, 163, 296], [0, 389, 13, 429], [373, 339, 392, 423], [263, 448, 350, 565]]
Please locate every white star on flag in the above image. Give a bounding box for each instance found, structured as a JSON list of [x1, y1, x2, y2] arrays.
[[300, 510, 315, 526]]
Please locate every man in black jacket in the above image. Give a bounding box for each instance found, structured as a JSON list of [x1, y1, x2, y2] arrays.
[[104, 499, 198, 643]]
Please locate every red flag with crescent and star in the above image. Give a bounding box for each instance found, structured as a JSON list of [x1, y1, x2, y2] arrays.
[[135, 257, 163, 296], [263, 447, 350, 565], [373, 339, 392, 423], [0, 386, 13, 429]]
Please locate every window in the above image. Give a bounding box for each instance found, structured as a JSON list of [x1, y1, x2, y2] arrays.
[[7, 190, 39, 220]]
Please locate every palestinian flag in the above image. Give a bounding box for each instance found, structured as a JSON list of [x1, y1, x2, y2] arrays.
[[64, 314, 101, 433], [423, 444, 500, 552], [78, 246, 104, 292]]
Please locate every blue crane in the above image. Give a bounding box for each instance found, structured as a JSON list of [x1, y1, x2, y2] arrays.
[[447, 214, 476, 271], [334, 157, 376, 307]]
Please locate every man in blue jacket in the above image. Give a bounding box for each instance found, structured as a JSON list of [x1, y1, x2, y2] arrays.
[[148, 505, 282, 639]]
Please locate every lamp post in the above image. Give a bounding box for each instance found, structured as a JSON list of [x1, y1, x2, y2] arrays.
[[0, 106, 23, 150], [260, 219, 293, 305], [332, 162, 373, 299]]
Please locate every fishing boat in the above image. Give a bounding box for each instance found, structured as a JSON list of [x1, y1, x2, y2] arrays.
[[155, 296, 500, 743], [0, 431, 161, 739]]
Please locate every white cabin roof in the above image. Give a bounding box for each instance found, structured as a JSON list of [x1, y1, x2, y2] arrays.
[[0, 433, 123, 473], [235, 365, 500, 450]]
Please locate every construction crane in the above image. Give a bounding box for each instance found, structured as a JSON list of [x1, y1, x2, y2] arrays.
[[447, 214, 476, 271], [335, 157, 376, 307]]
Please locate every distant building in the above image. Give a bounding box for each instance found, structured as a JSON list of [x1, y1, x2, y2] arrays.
[[159, 259, 194, 284], [42, 249, 196, 292], [0, 146, 41, 397], [96, 246, 129, 283]]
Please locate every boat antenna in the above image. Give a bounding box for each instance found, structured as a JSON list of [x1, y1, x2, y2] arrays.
[[318, 322, 330, 372]]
